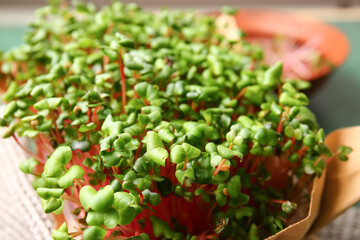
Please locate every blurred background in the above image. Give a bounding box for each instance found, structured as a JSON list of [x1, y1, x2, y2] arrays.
[[1, 0, 360, 26]]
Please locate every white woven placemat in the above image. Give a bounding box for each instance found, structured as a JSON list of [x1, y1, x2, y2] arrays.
[[0, 125, 53, 240], [315, 207, 360, 240]]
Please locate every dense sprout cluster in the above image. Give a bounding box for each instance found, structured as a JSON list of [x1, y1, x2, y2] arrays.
[[0, 1, 351, 240]]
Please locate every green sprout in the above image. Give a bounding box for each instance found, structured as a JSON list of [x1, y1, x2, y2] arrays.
[[0, 1, 351, 240]]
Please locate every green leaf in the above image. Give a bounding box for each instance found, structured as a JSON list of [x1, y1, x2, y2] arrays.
[[215, 186, 227, 206], [102, 151, 121, 167], [110, 179, 122, 192], [134, 82, 159, 100], [148, 147, 168, 167], [113, 133, 132, 152], [304, 160, 316, 175], [2, 81, 18, 102], [103, 208, 119, 229], [262, 61, 282, 89], [146, 131, 164, 151], [287, 106, 300, 120], [101, 115, 123, 137], [250, 143, 262, 155], [34, 97, 68, 111], [338, 146, 352, 155], [182, 143, 201, 159], [52, 222, 70, 240], [158, 128, 175, 143], [249, 223, 260, 240], [237, 116, 254, 129], [235, 206, 253, 219], [133, 156, 149, 173], [170, 145, 186, 164], [254, 128, 268, 145], [282, 201, 297, 214], [102, 47, 118, 61], [113, 192, 132, 210], [58, 165, 84, 189], [79, 123, 97, 132], [217, 145, 241, 159], [90, 185, 114, 211], [303, 134, 316, 148], [21, 129, 39, 138], [3, 101, 18, 117], [86, 210, 105, 226], [210, 154, 222, 168], [71, 140, 92, 152], [142, 189, 161, 206], [86, 208, 119, 229], [100, 135, 117, 152], [19, 157, 39, 174], [83, 226, 107, 240], [118, 206, 137, 225], [244, 85, 263, 105], [279, 92, 309, 107], [115, 32, 135, 49], [151, 216, 175, 239], [126, 234, 150, 240], [44, 146, 72, 178], [175, 168, 195, 185], [37, 188, 64, 200], [32, 177, 59, 190], [226, 175, 241, 198], [194, 168, 212, 184], [146, 131, 168, 166], [135, 178, 151, 191], [79, 185, 97, 211], [205, 142, 217, 154], [42, 198, 64, 213], [317, 129, 325, 143], [124, 170, 137, 181]]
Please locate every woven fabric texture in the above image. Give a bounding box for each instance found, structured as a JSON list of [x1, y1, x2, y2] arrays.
[[0, 127, 53, 240], [315, 207, 360, 240]]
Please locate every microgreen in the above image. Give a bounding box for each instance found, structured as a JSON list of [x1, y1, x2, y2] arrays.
[[0, 1, 351, 240]]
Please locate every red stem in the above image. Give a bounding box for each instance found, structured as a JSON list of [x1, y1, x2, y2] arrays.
[[213, 159, 226, 177], [134, 141, 143, 161], [50, 111, 64, 143], [118, 50, 127, 114], [249, 156, 262, 173], [12, 135, 45, 164], [269, 199, 287, 204], [183, 158, 189, 171]]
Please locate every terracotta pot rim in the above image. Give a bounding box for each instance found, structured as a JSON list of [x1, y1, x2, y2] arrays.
[[212, 9, 350, 81]]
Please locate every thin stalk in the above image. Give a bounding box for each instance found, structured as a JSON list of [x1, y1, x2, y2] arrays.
[[12, 135, 45, 164], [235, 87, 247, 100], [74, 178, 83, 188], [118, 49, 127, 114], [269, 199, 287, 204], [213, 159, 226, 177], [50, 110, 64, 143], [134, 141, 143, 161], [69, 231, 83, 238], [36, 134, 53, 154], [183, 158, 189, 171], [62, 194, 81, 206]]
